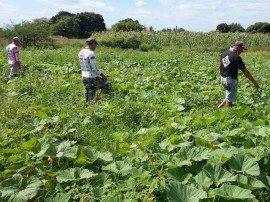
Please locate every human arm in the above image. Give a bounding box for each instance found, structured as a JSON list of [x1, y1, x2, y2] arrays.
[[241, 68, 260, 90], [12, 47, 21, 68], [100, 73, 107, 81], [219, 62, 222, 75], [88, 53, 102, 76]]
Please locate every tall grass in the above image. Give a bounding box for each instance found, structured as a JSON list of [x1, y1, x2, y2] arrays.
[[1, 31, 270, 51], [92, 31, 270, 51]]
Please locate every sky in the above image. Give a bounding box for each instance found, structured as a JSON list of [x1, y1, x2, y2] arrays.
[[0, 0, 270, 32]]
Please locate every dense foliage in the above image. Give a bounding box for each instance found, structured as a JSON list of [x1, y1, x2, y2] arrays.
[[111, 18, 145, 32], [97, 31, 270, 51], [216, 23, 230, 33], [50, 12, 106, 38], [216, 23, 245, 33], [246, 22, 270, 34], [1, 18, 52, 48], [229, 23, 245, 33], [0, 14, 269, 48], [0, 34, 269, 201], [49, 11, 75, 24]]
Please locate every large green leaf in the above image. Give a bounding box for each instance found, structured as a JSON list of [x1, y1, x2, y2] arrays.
[[102, 161, 132, 176], [159, 139, 176, 152], [130, 167, 151, 179], [0, 174, 40, 202], [96, 150, 114, 162], [244, 146, 268, 161], [20, 137, 38, 151], [214, 110, 229, 119], [36, 110, 48, 119], [34, 142, 57, 158], [56, 141, 78, 159], [193, 171, 213, 190], [167, 167, 192, 183], [84, 148, 113, 163], [166, 155, 192, 168], [44, 193, 71, 202], [203, 163, 235, 186], [229, 154, 260, 176], [258, 175, 270, 190], [178, 146, 209, 162], [256, 126, 270, 137], [167, 181, 207, 202], [236, 106, 251, 116], [104, 196, 132, 202], [236, 174, 266, 190], [174, 104, 185, 112], [208, 147, 236, 165], [90, 173, 113, 188], [56, 167, 96, 183], [159, 137, 191, 152], [211, 185, 256, 200]]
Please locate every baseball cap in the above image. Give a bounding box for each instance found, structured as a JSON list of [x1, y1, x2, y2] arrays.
[[234, 41, 247, 50], [13, 37, 20, 42], [86, 37, 99, 45]]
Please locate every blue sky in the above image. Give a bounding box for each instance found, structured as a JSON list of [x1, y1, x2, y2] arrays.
[[1, 0, 270, 32]]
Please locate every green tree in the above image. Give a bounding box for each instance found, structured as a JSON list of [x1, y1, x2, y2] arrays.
[[229, 23, 245, 32], [73, 12, 106, 38], [246, 22, 270, 33], [2, 18, 52, 47], [216, 23, 230, 33], [50, 16, 77, 38], [49, 11, 74, 24], [149, 26, 154, 32], [111, 18, 145, 32], [175, 28, 186, 32], [161, 28, 172, 32], [50, 12, 106, 38], [0, 27, 4, 37]]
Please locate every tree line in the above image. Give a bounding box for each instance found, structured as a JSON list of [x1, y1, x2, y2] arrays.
[[0, 10, 269, 48], [216, 22, 270, 33]]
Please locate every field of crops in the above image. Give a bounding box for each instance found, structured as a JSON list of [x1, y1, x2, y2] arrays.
[[0, 33, 270, 202]]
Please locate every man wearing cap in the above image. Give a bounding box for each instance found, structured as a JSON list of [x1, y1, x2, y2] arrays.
[[218, 41, 260, 108], [6, 37, 21, 80], [78, 37, 112, 103]]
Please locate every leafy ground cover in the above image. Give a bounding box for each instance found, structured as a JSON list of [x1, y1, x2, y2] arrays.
[[0, 46, 269, 201]]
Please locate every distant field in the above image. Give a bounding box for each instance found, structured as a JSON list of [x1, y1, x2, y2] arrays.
[[49, 31, 270, 51], [95, 31, 270, 51], [0, 33, 269, 201]]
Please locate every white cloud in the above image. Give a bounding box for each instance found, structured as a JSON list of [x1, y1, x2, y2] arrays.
[[34, 0, 116, 12], [0, 2, 17, 14], [135, 0, 147, 6], [130, 9, 152, 17], [35, 0, 81, 5], [1, 0, 270, 31], [0, 2, 18, 26], [151, 0, 270, 31], [159, 0, 174, 5]]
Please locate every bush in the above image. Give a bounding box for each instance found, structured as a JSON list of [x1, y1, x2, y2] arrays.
[[246, 22, 270, 33], [111, 18, 145, 32], [100, 33, 141, 50], [2, 18, 54, 48]]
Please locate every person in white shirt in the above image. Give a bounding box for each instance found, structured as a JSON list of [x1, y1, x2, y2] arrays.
[[78, 38, 112, 103], [6, 37, 21, 79]]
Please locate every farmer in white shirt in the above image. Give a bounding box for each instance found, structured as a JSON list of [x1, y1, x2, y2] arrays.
[[78, 38, 112, 103], [6, 37, 21, 79]]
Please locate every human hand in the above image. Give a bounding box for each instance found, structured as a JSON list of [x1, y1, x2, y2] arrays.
[[254, 82, 260, 90], [101, 74, 107, 81]]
